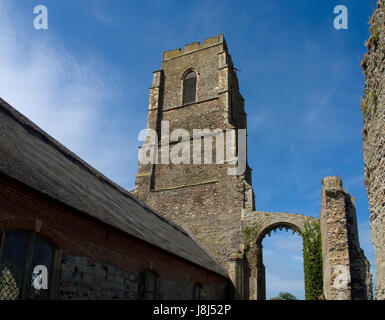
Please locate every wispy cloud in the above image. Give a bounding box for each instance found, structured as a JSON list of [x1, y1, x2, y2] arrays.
[[271, 235, 302, 251], [0, 1, 137, 189], [299, 90, 348, 143], [266, 274, 304, 299], [263, 231, 305, 299]]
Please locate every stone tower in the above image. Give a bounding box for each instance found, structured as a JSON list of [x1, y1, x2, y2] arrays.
[[361, 0, 385, 300], [133, 34, 254, 281]]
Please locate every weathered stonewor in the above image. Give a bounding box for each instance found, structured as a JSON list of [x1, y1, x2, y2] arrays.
[[361, 0, 385, 300], [239, 210, 318, 300], [133, 34, 254, 284], [320, 177, 372, 300], [134, 34, 373, 299]]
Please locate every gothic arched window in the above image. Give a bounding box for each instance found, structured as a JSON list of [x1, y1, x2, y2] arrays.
[[183, 71, 197, 104], [0, 230, 56, 300]]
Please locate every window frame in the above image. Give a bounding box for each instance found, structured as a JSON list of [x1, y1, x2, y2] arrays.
[[182, 69, 198, 105], [0, 229, 61, 300]]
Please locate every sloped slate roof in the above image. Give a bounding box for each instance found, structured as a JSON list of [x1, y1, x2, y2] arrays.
[[0, 98, 228, 278]]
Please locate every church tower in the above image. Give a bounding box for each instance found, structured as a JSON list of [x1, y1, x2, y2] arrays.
[[133, 34, 254, 286]]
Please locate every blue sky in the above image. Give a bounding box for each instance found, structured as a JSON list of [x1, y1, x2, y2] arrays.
[[0, 0, 378, 299]]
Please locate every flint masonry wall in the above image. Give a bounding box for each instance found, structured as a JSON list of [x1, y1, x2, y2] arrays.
[[320, 177, 372, 300], [135, 35, 374, 300], [60, 253, 223, 300], [361, 0, 385, 300], [134, 34, 254, 277], [0, 173, 228, 300]]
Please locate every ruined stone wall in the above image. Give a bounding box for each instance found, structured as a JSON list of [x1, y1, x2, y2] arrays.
[[239, 210, 318, 300], [320, 177, 372, 300], [135, 35, 375, 300], [237, 178, 371, 300], [361, 0, 385, 300]]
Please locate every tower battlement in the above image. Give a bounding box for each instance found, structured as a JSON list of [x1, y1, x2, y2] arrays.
[[162, 34, 226, 61]]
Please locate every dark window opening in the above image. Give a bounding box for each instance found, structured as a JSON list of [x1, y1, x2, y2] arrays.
[[183, 71, 197, 104]]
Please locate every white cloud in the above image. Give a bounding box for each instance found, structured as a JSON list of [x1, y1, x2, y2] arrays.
[[263, 231, 302, 251], [300, 90, 347, 142], [263, 231, 305, 299], [0, 1, 137, 189]]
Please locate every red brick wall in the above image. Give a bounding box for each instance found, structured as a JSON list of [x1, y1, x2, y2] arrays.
[[0, 173, 228, 299]]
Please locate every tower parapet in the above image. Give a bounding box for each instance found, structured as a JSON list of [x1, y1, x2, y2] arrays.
[[162, 34, 226, 61]]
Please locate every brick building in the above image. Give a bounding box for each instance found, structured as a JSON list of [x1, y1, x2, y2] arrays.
[[0, 97, 229, 300]]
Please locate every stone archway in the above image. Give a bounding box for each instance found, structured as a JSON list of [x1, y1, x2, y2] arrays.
[[254, 222, 303, 300], [240, 211, 319, 300]]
